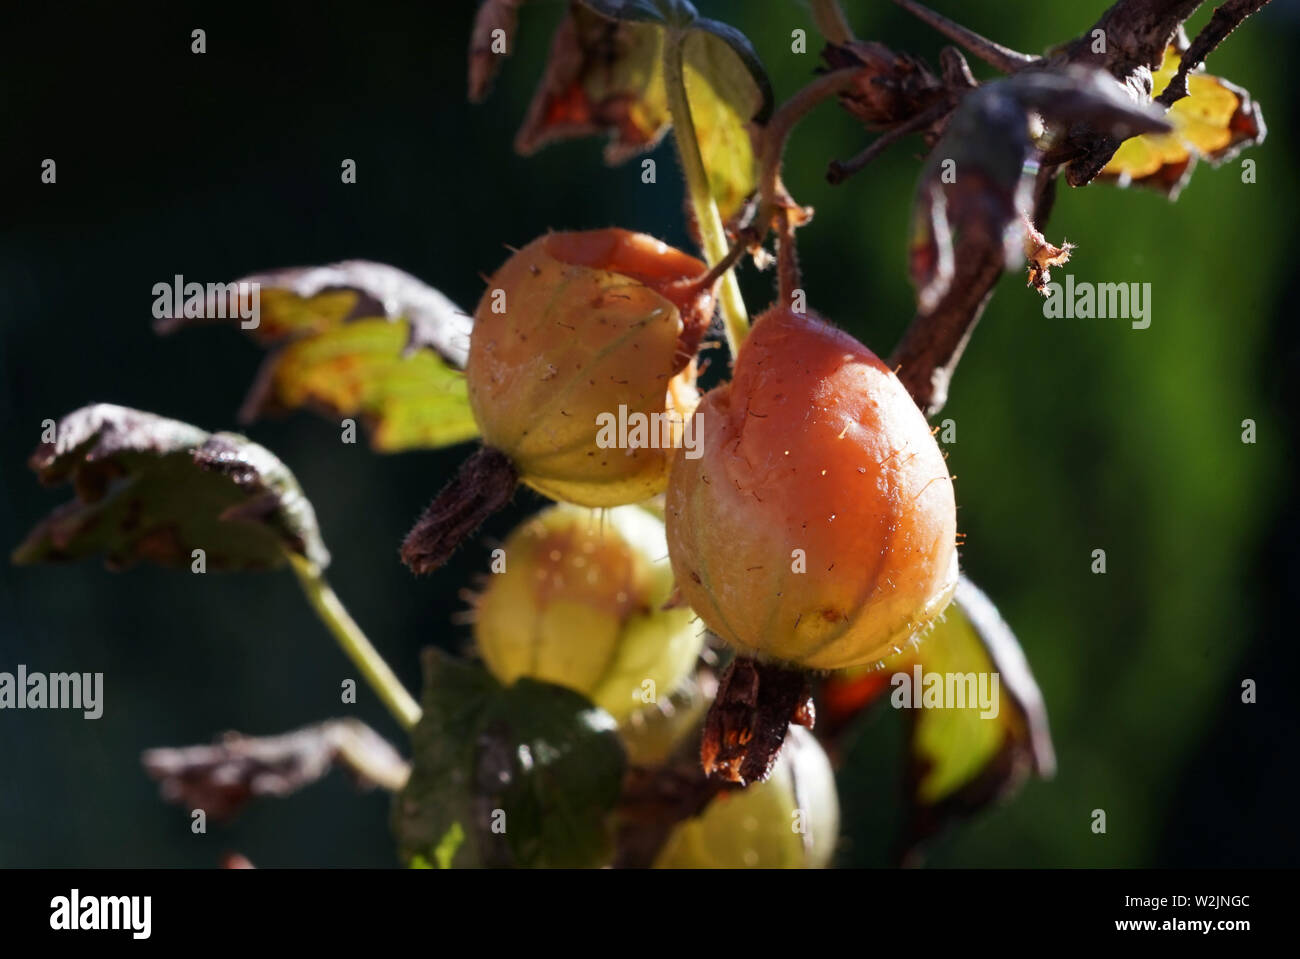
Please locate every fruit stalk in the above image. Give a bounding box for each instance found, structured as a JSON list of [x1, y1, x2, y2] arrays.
[[754, 68, 862, 226], [662, 26, 750, 356], [702, 67, 866, 302], [289, 554, 422, 730]]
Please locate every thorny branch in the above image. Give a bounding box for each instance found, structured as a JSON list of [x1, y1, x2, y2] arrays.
[[826, 98, 952, 185], [891, 170, 1058, 414], [871, 0, 1273, 414], [1156, 0, 1273, 107]]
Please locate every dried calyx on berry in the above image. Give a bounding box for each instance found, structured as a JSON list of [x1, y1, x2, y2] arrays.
[[402, 229, 718, 574]]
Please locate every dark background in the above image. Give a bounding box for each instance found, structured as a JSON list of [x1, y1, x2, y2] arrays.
[[1, 0, 1297, 867]]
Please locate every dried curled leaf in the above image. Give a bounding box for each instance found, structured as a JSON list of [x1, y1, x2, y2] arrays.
[[1100, 45, 1266, 198], [13, 404, 329, 571], [910, 67, 1167, 312], [515, 4, 669, 164], [1023, 216, 1074, 293], [393, 648, 626, 869], [502, 0, 772, 220], [142, 719, 409, 821], [156, 261, 477, 453]]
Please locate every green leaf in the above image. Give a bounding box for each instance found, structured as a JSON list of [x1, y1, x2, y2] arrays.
[[506, 0, 771, 220], [393, 648, 626, 869], [433, 822, 466, 869], [155, 261, 478, 453], [12, 404, 329, 571]]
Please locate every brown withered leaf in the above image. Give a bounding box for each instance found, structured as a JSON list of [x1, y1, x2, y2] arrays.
[[910, 67, 1167, 313], [13, 404, 329, 572], [142, 719, 409, 821]]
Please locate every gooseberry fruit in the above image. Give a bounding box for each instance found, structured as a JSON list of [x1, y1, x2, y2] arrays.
[[471, 503, 703, 723], [665, 305, 958, 671], [469, 228, 715, 507], [653, 726, 839, 868], [402, 228, 717, 573]]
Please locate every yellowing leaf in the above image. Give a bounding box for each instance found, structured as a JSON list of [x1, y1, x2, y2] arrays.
[[819, 575, 1054, 861], [502, 0, 772, 221], [900, 577, 1054, 855], [907, 600, 1010, 805], [256, 318, 476, 452], [156, 261, 478, 453], [1101, 46, 1265, 197], [682, 28, 764, 220]]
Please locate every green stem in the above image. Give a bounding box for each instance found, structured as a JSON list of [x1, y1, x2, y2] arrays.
[[811, 0, 855, 44], [290, 554, 422, 731], [663, 27, 750, 356]]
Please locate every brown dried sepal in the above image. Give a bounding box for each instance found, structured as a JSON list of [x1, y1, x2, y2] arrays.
[[401, 445, 519, 574], [822, 40, 948, 131], [1023, 215, 1074, 293], [700, 657, 815, 785]]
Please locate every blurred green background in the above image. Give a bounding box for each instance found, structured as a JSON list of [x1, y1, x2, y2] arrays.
[[1, 0, 1296, 867]]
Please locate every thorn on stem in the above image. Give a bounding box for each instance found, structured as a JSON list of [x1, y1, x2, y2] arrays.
[[827, 99, 954, 184]]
